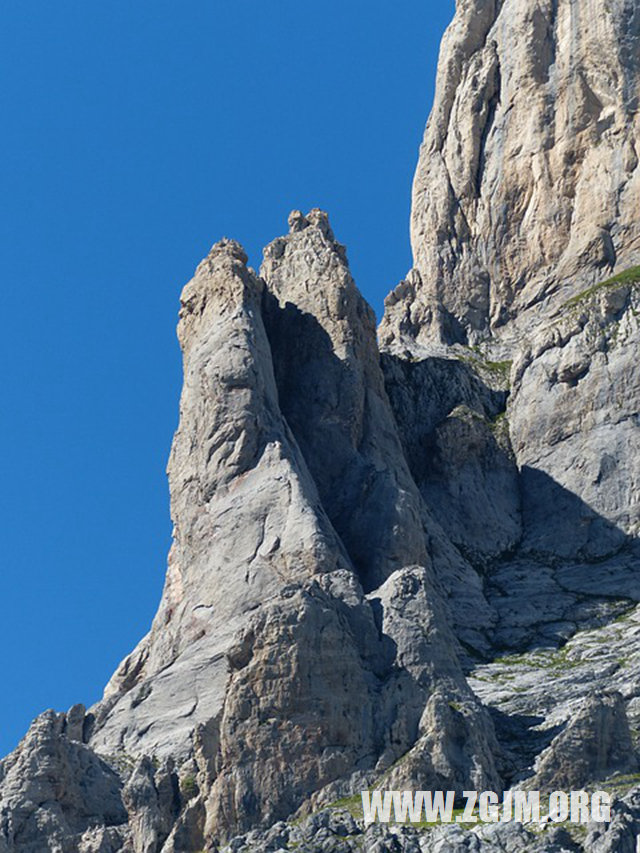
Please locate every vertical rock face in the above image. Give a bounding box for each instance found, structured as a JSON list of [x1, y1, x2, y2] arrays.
[[509, 282, 640, 555], [89, 238, 353, 763], [260, 209, 428, 590], [530, 692, 638, 791], [261, 210, 497, 647], [8, 212, 497, 850], [381, 355, 520, 563], [379, 0, 640, 599], [380, 0, 640, 347], [2, 3, 640, 852], [0, 711, 127, 852]]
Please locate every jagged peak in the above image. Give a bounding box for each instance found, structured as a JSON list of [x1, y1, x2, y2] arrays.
[[287, 208, 335, 241], [263, 209, 349, 282], [177, 237, 262, 353], [204, 237, 248, 266]]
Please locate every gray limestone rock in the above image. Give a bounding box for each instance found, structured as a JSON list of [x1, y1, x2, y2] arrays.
[[370, 566, 501, 793], [79, 217, 500, 845], [0, 710, 128, 852], [261, 208, 429, 592], [380, 0, 640, 349], [2, 1, 640, 850], [201, 581, 381, 836], [261, 211, 497, 652], [585, 787, 640, 853], [530, 692, 638, 791], [509, 284, 640, 558], [89, 237, 354, 765], [223, 808, 583, 853], [381, 354, 517, 564], [122, 757, 180, 853]]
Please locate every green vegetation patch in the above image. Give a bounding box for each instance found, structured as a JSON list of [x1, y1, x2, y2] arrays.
[[484, 359, 513, 376], [325, 793, 364, 819], [456, 350, 513, 382], [491, 645, 581, 673], [613, 605, 637, 625], [564, 265, 640, 308], [599, 771, 640, 797], [180, 775, 198, 800]]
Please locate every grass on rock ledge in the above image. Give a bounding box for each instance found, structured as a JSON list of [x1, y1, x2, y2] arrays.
[[564, 265, 640, 308]]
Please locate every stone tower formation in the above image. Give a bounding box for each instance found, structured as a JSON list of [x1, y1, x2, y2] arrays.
[[1, 2, 639, 851]]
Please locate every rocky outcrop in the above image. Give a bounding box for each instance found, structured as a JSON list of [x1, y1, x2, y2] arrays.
[[0, 707, 198, 853], [122, 757, 180, 853], [2, 1, 640, 851], [0, 712, 127, 853], [370, 566, 499, 792], [223, 807, 583, 852], [0, 213, 498, 851], [85, 234, 384, 838], [586, 787, 640, 853], [509, 278, 640, 556], [382, 354, 518, 564], [377, 0, 640, 654], [261, 208, 429, 591], [88, 237, 354, 764], [0, 710, 128, 853], [530, 692, 638, 791], [261, 210, 496, 649]]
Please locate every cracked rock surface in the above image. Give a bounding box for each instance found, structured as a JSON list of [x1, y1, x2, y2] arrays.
[[1, 1, 640, 851], [380, 0, 640, 350]]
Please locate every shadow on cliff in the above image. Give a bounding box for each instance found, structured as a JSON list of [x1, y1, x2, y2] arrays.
[[380, 353, 508, 483], [381, 352, 639, 652], [488, 706, 565, 786], [484, 466, 640, 651], [262, 290, 430, 592], [262, 290, 379, 589], [260, 302, 639, 652], [519, 465, 633, 562]]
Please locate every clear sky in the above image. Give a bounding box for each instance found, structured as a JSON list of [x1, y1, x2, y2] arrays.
[[0, 1, 455, 759]]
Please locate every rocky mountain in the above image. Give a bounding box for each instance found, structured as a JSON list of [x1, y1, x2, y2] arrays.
[[380, 0, 640, 350], [1, 1, 639, 851]]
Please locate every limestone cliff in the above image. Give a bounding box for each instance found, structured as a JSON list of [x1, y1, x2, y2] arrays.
[[1, 2, 640, 852], [380, 0, 640, 348]]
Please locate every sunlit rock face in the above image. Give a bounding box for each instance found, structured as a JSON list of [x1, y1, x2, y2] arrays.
[[68, 213, 499, 846], [380, 0, 640, 349], [379, 0, 640, 606], [1, 2, 640, 851]]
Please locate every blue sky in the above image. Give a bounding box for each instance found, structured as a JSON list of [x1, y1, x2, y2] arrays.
[[0, 1, 455, 759]]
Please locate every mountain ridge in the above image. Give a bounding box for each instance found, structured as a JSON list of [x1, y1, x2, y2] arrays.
[[1, 2, 639, 851]]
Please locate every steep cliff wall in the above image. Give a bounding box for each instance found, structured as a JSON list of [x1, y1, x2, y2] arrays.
[[380, 0, 640, 348], [1, 2, 640, 852]]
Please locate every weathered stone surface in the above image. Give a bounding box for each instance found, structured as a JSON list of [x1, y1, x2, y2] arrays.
[[88, 237, 354, 764], [509, 283, 640, 557], [585, 787, 640, 853], [200, 580, 380, 836], [2, 1, 640, 850], [122, 757, 180, 853], [261, 211, 497, 651], [79, 216, 501, 845], [469, 605, 640, 793], [381, 354, 517, 562], [223, 807, 583, 852], [530, 692, 638, 791], [0, 710, 128, 852], [380, 0, 640, 349], [370, 566, 500, 792], [261, 208, 429, 591]]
